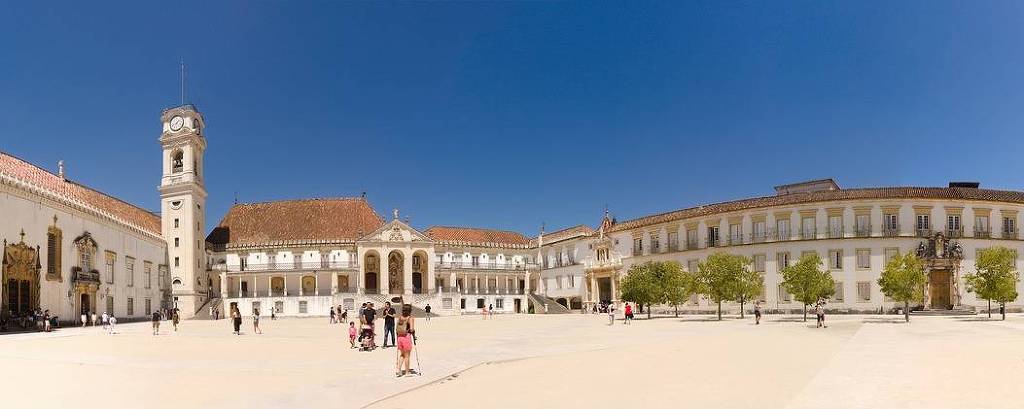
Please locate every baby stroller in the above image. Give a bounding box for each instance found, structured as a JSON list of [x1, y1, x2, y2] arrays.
[[358, 324, 375, 351]]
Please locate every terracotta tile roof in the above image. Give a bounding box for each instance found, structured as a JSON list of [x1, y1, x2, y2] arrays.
[[532, 225, 595, 247], [424, 226, 532, 248], [207, 198, 384, 248], [0, 150, 162, 237], [610, 186, 1024, 233]]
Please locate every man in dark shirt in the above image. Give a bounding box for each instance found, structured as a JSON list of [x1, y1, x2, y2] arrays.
[[362, 302, 377, 348], [151, 311, 161, 335], [381, 302, 396, 348]]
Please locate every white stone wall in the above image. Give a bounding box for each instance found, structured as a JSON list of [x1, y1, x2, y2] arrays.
[[1, 184, 167, 322]]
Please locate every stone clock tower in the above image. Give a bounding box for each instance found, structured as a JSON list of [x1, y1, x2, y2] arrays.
[[158, 104, 208, 318]]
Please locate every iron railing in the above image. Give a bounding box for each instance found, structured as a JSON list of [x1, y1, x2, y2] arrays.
[[435, 261, 537, 270], [229, 261, 359, 272]]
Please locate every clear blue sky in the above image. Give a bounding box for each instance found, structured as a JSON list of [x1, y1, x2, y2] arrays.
[[4, 1, 1024, 235]]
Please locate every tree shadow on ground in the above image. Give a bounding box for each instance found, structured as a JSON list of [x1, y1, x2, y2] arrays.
[[861, 318, 907, 324], [951, 317, 1000, 322]]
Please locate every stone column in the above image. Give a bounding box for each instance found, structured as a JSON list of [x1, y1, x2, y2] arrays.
[[427, 253, 437, 294], [220, 272, 227, 297], [404, 250, 413, 296], [379, 250, 389, 296], [524, 271, 531, 294], [449, 272, 456, 293], [283, 275, 288, 297], [590, 274, 598, 303], [268, 276, 272, 296]]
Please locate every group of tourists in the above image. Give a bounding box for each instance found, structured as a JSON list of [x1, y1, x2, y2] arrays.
[[814, 300, 828, 328], [151, 308, 181, 335], [481, 304, 494, 319]]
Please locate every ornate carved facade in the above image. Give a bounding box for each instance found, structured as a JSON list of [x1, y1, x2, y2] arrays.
[[3, 231, 41, 316]]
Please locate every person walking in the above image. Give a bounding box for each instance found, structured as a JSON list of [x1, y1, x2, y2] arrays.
[[382, 302, 396, 348], [341, 308, 348, 324], [81, 310, 88, 327], [488, 304, 494, 318], [172, 309, 180, 331], [607, 303, 615, 325], [101, 311, 109, 331], [151, 311, 161, 335], [231, 305, 242, 335], [330, 307, 337, 324], [754, 302, 762, 325], [623, 303, 633, 325], [271, 306, 276, 320], [107, 315, 117, 334], [252, 308, 262, 334], [395, 304, 417, 377], [424, 304, 431, 321], [348, 321, 357, 348], [91, 311, 98, 327], [816, 301, 827, 328]]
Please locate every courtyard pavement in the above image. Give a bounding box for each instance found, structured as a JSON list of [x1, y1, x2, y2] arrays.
[[1, 313, 1021, 409]]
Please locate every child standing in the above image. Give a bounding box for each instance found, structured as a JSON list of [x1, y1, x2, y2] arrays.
[[348, 322, 357, 348]]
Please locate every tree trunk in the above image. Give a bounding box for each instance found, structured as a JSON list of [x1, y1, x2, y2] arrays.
[[717, 300, 722, 321], [988, 299, 992, 319], [803, 304, 807, 322], [904, 301, 909, 323], [674, 304, 678, 317], [647, 304, 651, 320], [1002, 302, 1006, 321], [740, 295, 745, 319]]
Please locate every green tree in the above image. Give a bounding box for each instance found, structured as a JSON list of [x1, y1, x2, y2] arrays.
[[877, 252, 926, 323], [965, 246, 1020, 320], [694, 252, 750, 320], [659, 262, 693, 317], [620, 264, 659, 318], [735, 267, 765, 319], [781, 253, 835, 322], [621, 261, 691, 319]]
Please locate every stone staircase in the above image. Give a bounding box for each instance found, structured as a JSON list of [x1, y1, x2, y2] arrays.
[[190, 297, 222, 320], [528, 293, 571, 314]]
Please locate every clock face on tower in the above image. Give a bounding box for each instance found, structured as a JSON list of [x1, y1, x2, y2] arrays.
[[170, 116, 184, 131]]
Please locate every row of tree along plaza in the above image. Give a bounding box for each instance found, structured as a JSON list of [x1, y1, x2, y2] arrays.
[[620, 246, 1021, 322]]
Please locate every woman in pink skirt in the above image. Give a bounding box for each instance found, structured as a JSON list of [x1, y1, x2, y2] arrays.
[[395, 304, 417, 377]]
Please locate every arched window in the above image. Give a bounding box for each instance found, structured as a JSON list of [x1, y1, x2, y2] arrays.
[[171, 150, 184, 173]]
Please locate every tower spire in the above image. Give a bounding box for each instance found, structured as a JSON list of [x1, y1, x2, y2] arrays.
[[180, 58, 186, 105]]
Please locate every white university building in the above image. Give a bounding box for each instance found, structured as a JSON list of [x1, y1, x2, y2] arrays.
[[3, 105, 1024, 323]]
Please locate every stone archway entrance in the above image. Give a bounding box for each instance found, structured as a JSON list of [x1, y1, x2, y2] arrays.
[[388, 251, 404, 294], [412, 251, 427, 294], [364, 253, 379, 294]]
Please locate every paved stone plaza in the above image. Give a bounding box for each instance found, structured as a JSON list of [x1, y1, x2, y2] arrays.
[[1, 313, 1021, 409]]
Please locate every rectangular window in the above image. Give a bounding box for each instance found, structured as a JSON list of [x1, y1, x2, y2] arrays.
[[856, 249, 871, 269], [633, 238, 643, 255], [707, 226, 720, 247], [834, 282, 844, 302], [174, 257, 179, 267], [855, 214, 871, 235], [947, 215, 961, 232], [687, 259, 699, 273], [753, 254, 766, 272], [145, 299, 152, 316], [883, 248, 899, 264], [883, 213, 899, 235], [753, 220, 766, 241], [144, 262, 152, 289], [828, 215, 843, 238], [829, 250, 842, 270], [801, 217, 816, 239], [778, 284, 792, 302], [777, 219, 791, 240], [104, 251, 115, 284], [126, 257, 135, 287], [686, 229, 698, 249], [650, 233, 660, 253], [729, 224, 742, 245], [857, 282, 871, 301], [1003, 217, 1016, 238], [127, 297, 134, 316], [299, 301, 308, 314], [495, 298, 504, 309], [776, 252, 790, 270], [556, 276, 563, 289], [916, 214, 931, 235], [667, 232, 679, 251], [569, 275, 575, 288], [975, 216, 990, 237], [174, 237, 179, 248], [174, 218, 179, 228], [106, 296, 114, 315], [801, 250, 817, 260]]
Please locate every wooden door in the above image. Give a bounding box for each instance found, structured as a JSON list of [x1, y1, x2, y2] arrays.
[[930, 270, 951, 309]]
